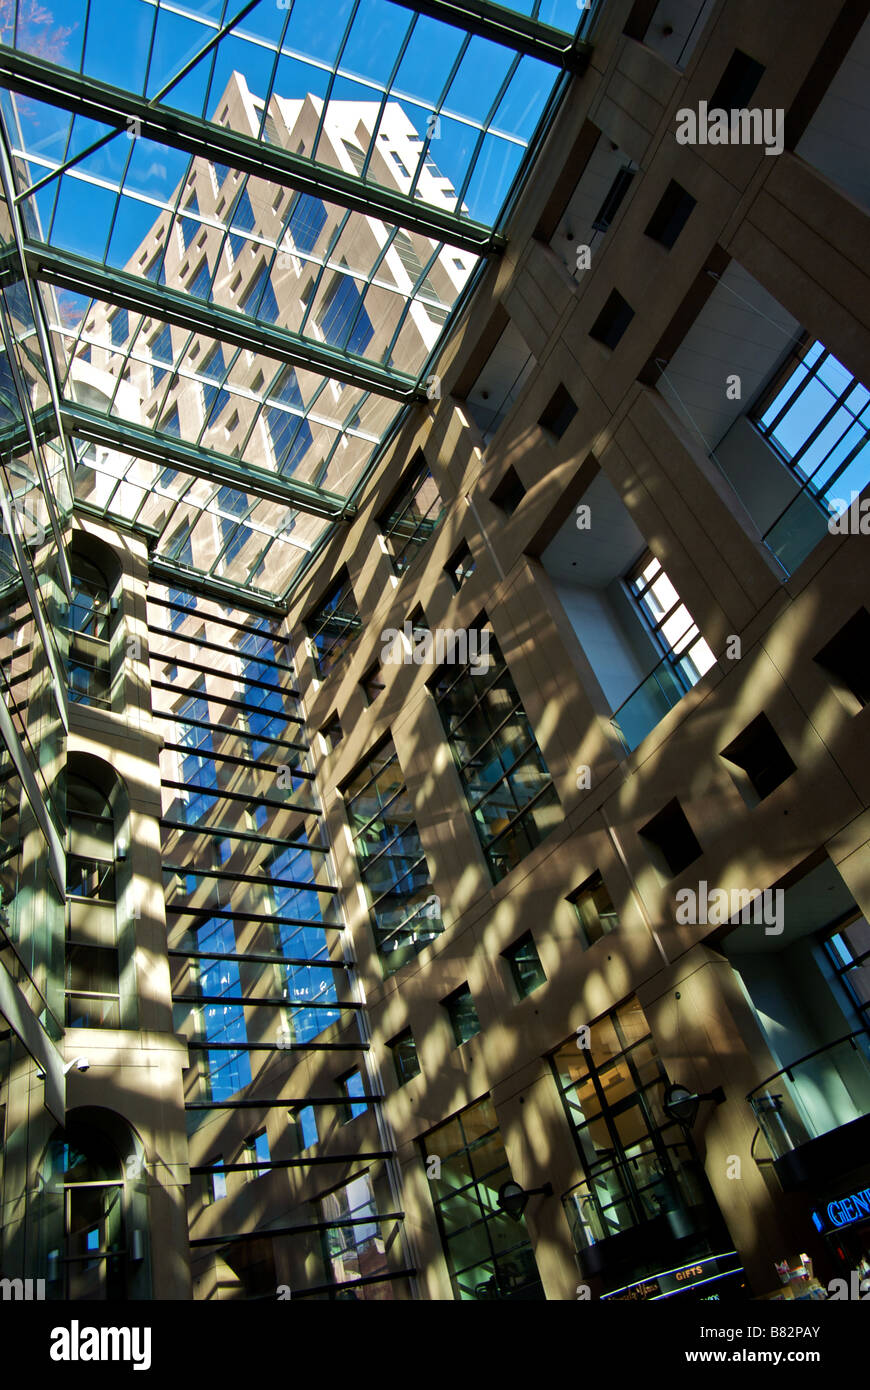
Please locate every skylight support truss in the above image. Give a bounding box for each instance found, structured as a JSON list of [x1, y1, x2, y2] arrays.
[[61, 403, 353, 521], [387, 0, 591, 70], [0, 46, 505, 256], [23, 242, 423, 402]]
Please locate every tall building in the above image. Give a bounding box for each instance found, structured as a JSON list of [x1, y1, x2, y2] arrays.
[[0, 0, 869, 1306]]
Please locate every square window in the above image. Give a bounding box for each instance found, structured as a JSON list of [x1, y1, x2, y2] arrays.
[[491, 466, 525, 516], [388, 1027, 420, 1086], [813, 609, 870, 708], [504, 932, 546, 999], [710, 48, 766, 111], [361, 662, 385, 705], [639, 798, 702, 877], [445, 539, 476, 591], [568, 870, 620, 947], [589, 290, 635, 349], [443, 984, 481, 1046], [720, 712, 796, 803], [645, 180, 697, 249], [538, 384, 578, 440], [320, 715, 343, 753]]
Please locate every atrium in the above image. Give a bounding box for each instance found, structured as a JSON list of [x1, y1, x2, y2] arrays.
[[0, 0, 869, 1310]]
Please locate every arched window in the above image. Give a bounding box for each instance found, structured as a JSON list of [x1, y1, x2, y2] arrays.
[[40, 1109, 151, 1300]]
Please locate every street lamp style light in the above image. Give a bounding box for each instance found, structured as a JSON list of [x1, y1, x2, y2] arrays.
[[663, 1082, 726, 1128], [497, 1180, 554, 1219]]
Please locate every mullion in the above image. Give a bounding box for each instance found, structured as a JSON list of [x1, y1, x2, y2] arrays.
[[365, 849, 430, 915], [786, 378, 862, 478], [309, 1, 364, 167], [464, 733, 542, 815], [452, 693, 526, 772]]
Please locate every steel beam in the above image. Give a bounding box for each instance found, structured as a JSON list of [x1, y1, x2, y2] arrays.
[[0, 46, 505, 256], [146, 553, 289, 617], [24, 240, 423, 401], [387, 0, 591, 70], [61, 402, 355, 521]]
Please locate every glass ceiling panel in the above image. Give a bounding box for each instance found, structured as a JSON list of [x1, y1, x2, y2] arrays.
[[0, 0, 590, 602]]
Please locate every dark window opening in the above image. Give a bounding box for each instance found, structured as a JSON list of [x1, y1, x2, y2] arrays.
[[720, 713, 796, 802], [589, 291, 635, 350], [644, 181, 697, 249], [539, 384, 578, 440], [639, 798, 702, 877]]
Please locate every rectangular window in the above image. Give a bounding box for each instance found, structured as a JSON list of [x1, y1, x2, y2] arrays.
[[179, 193, 199, 251], [264, 367, 312, 477], [343, 737, 443, 975], [823, 915, 870, 1032], [284, 193, 327, 254], [445, 539, 476, 591], [213, 161, 230, 188], [626, 552, 716, 692], [504, 932, 546, 998], [318, 1173, 392, 1298], [189, 259, 212, 300], [378, 454, 444, 576], [109, 309, 128, 347], [388, 1027, 420, 1085], [241, 266, 279, 323], [568, 871, 619, 947], [228, 189, 256, 261], [420, 1096, 544, 1301], [338, 1069, 368, 1123], [317, 272, 374, 355], [149, 324, 173, 388], [245, 1130, 270, 1179], [431, 621, 560, 883], [752, 339, 870, 556], [144, 252, 166, 285], [200, 344, 231, 426], [305, 570, 360, 680], [443, 984, 481, 1046], [553, 997, 709, 1258]]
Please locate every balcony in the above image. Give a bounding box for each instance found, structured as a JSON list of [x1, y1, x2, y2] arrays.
[[747, 1031, 870, 1189]]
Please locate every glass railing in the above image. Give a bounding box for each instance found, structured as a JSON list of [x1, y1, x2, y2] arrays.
[[611, 658, 689, 753], [747, 1031, 870, 1161], [563, 1143, 709, 1251], [762, 488, 832, 576]]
